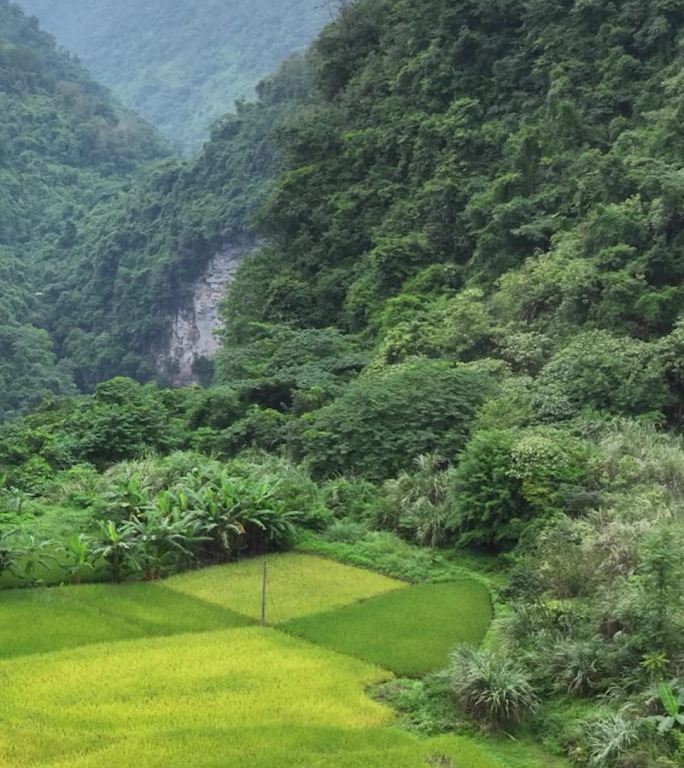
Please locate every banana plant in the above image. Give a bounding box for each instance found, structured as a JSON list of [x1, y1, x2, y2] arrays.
[[185, 479, 244, 560], [122, 506, 208, 581], [649, 682, 684, 734], [92, 520, 139, 583], [0, 529, 24, 580], [101, 475, 150, 521], [61, 533, 96, 585], [11, 535, 57, 587]]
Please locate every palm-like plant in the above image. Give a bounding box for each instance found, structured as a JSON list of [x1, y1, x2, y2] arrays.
[[61, 533, 96, 585], [384, 454, 453, 547], [0, 529, 24, 581], [92, 520, 139, 583], [122, 503, 208, 580]]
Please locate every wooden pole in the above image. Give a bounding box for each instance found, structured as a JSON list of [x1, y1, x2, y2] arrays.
[[260, 560, 267, 627]]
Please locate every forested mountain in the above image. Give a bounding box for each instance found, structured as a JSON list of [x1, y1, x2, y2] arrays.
[[0, 0, 167, 418], [227, 0, 684, 353], [18, 0, 332, 151], [45, 57, 310, 389], [1, 1, 683, 766]]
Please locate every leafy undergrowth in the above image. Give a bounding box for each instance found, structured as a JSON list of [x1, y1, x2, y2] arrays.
[[283, 581, 493, 676], [0, 504, 102, 589], [165, 552, 406, 622], [0, 627, 504, 768], [375, 676, 570, 768], [296, 531, 506, 588]]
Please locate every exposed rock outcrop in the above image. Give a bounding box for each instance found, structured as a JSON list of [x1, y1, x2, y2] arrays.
[[159, 241, 252, 385]]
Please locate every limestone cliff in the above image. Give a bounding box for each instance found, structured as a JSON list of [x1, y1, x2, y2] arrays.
[[159, 242, 252, 385]]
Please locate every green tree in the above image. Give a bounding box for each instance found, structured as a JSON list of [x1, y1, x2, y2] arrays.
[[447, 430, 526, 550], [301, 361, 496, 480]]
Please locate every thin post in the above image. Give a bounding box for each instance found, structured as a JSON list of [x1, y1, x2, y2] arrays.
[[260, 560, 267, 627]]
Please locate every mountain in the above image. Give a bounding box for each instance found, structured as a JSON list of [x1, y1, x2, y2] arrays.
[[18, 0, 333, 152], [0, 0, 167, 418], [44, 56, 311, 390], [1, 1, 683, 766], [226, 0, 684, 350]]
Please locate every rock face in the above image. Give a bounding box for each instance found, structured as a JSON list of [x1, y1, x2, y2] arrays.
[[160, 241, 252, 385]]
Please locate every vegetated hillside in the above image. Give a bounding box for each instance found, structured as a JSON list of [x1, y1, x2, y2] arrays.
[[0, 0, 167, 419], [212, 0, 684, 762], [18, 0, 333, 151], [1, 1, 683, 766], [42, 56, 311, 390]]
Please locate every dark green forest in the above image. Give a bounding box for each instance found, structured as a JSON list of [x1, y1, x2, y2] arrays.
[[41, 56, 311, 390], [0, 0, 166, 418], [1, 1, 683, 766], [18, 0, 332, 151]]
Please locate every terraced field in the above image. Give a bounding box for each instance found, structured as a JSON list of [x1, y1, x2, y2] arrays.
[[0, 553, 501, 768]]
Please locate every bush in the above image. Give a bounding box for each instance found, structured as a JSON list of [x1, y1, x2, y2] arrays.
[[568, 711, 641, 767], [383, 454, 454, 547], [198, 407, 292, 456], [300, 360, 496, 480], [534, 331, 670, 420], [321, 476, 386, 522], [507, 427, 594, 515], [532, 515, 603, 598], [449, 645, 540, 728], [323, 519, 370, 543], [550, 637, 609, 696], [447, 429, 526, 550]]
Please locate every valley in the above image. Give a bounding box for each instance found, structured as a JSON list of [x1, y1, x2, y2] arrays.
[[0, 1, 682, 766]]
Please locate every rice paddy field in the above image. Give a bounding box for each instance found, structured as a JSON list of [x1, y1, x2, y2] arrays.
[[0, 552, 516, 767]]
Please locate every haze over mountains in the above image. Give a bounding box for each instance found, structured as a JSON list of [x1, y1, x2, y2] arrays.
[[18, 0, 332, 151]]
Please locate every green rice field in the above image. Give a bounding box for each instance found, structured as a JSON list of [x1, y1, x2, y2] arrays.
[[0, 552, 509, 767], [284, 580, 493, 675]]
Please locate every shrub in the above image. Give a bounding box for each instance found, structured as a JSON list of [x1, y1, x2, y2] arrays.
[[201, 407, 292, 456], [300, 360, 496, 480], [449, 645, 540, 728], [323, 519, 370, 543], [569, 711, 641, 767], [447, 430, 526, 550], [534, 331, 670, 420], [532, 515, 602, 598], [634, 527, 684, 654], [321, 476, 385, 521], [74, 377, 182, 465], [51, 464, 100, 508], [507, 427, 594, 515], [597, 419, 684, 501], [550, 638, 608, 696]]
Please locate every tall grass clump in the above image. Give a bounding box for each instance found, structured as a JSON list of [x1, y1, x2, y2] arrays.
[[449, 645, 540, 728]]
